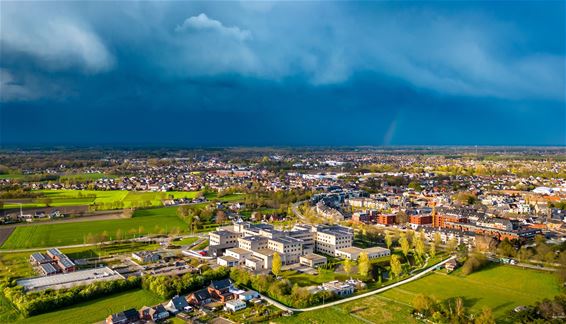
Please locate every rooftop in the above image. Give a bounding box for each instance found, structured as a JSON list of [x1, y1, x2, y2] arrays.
[[17, 267, 124, 292]]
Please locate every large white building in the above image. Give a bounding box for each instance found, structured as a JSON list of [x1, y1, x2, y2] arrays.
[[209, 222, 379, 270], [314, 225, 354, 256]]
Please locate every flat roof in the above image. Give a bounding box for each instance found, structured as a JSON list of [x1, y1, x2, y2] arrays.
[[363, 246, 390, 253], [17, 267, 124, 292], [226, 247, 252, 255], [300, 253, 327, 261], [254, 249, 276, 257], [337, 247, 363, 254], [211, 230, 238, 237], [219, 255, 238, 262]]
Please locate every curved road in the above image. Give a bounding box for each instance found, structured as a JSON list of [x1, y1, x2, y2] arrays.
[[262, 255, 456, 312]]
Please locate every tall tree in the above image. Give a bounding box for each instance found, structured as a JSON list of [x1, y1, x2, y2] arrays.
[[429, 243, 436, 259], [216, 210, 227, 224], [343, 258, 353, 275], [385, 231, 393, 249], [399, 234, 410, 259], [475, 307, 495, 324], [414, 236, 426, 261], [447, 237, 458, 253], [390, 254, 402, 279], [358, 252, 370, 278], [397, 211, 408, 224], [434, 232, 442, 247], [272, 252, 282, 276], [412, 294, 434, 316]]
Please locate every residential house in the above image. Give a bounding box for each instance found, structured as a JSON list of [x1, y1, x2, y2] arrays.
[[187, 288, 212, 307], [139, 305, 170, 321], [132, 251, 160, 263], [165, 295, 192, 313], [106, 308, 140, 324], [238, 290, 260, 302], [225, 299, 246, 312], [208, 279, 234, 302]]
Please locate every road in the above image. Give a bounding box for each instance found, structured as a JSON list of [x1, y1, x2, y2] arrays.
[[262, 256, 456, 313], [291, 200, 307, 221], [485, 257, 558, 272]]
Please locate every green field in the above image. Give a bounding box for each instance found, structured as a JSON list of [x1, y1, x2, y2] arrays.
[[59, 173, 116, 181], [17, 289, 162, 324], [380, 264, 561, 318], [278, 265, 561, 323], [2, 190, 201, 210], [276, 296, 415, 324], [0, 206, 188, 249], [173, 237, 199, 246], [205, 192, 246, 202]]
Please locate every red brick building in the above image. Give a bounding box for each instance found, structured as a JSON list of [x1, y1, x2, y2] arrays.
[[378, 214, 396, 225], [410, 214, 433, 227], [434, 213, 468, 228]]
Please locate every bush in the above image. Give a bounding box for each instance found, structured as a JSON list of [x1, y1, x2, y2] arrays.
[[461, 253, 488, 276]]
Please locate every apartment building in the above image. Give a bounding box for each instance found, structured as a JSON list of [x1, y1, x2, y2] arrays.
[[314, 225, 354, 256], [238, 236, 268, 251], [209, 230, 241, 247], [267, 237, 303, 264], [208, 229, 242, 257]]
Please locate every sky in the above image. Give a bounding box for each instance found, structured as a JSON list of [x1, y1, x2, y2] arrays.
[[1, 1, 565, 147]]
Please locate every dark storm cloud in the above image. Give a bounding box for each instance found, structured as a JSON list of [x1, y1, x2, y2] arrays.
[[0, 1, 564, 146]]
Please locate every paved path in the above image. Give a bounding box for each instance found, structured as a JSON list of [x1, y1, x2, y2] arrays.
[[291, 201, 307, 221], [262, 256, 455, 313]]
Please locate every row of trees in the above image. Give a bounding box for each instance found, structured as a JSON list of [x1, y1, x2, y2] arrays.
[[142, 266, 229, 299], [510, 294, 566, 323], [3, 276, 141, 317], [3, 266, 231, 318]]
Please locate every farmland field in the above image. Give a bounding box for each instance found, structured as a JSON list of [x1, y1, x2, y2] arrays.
[[278, 264, 561, 323], [0, 206, 187, 249], [1, 189, 201, 210], [17, 289, 162, 324]]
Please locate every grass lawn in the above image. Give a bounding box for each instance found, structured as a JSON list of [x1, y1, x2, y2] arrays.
[[191, 239, 209, 251], [0, 291, 22, 323], [59, 173, 116, 181], [17, 289, 162, 324], [2, 190, 202, 210], [284, 269, 360, 287], [174, 237, 199, 246], [379, 264, 561, 319], [205, 192, 246, 202], [277, 298, 416, 324], [0, 174, 25, 180], [1, 207, 188, 249], [0, 251, 35, 281], [279, 264, 561, 323]]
